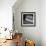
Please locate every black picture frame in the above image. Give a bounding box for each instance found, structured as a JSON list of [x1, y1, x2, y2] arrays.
[[21, 12, 36, 27]]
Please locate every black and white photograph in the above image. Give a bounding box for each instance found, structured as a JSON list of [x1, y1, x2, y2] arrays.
[[21, 12, 36, 27]]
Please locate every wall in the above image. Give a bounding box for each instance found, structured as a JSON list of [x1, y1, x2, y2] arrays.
[[0, 0, 16, 29], [13, 0, 41, 46], [40, 0, 46, 46]]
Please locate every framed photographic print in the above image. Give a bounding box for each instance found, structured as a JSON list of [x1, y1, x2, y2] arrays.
[[21, 12, 36, 27]]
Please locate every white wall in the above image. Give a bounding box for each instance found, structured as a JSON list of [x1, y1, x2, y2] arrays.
[[0, 0, 16, 29], [13, 0, 41, 46], [40, 0, 46, 46]]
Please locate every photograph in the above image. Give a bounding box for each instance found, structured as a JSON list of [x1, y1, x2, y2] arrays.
[[21, 12, 36, 27], [0, 0, 45, 46]]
